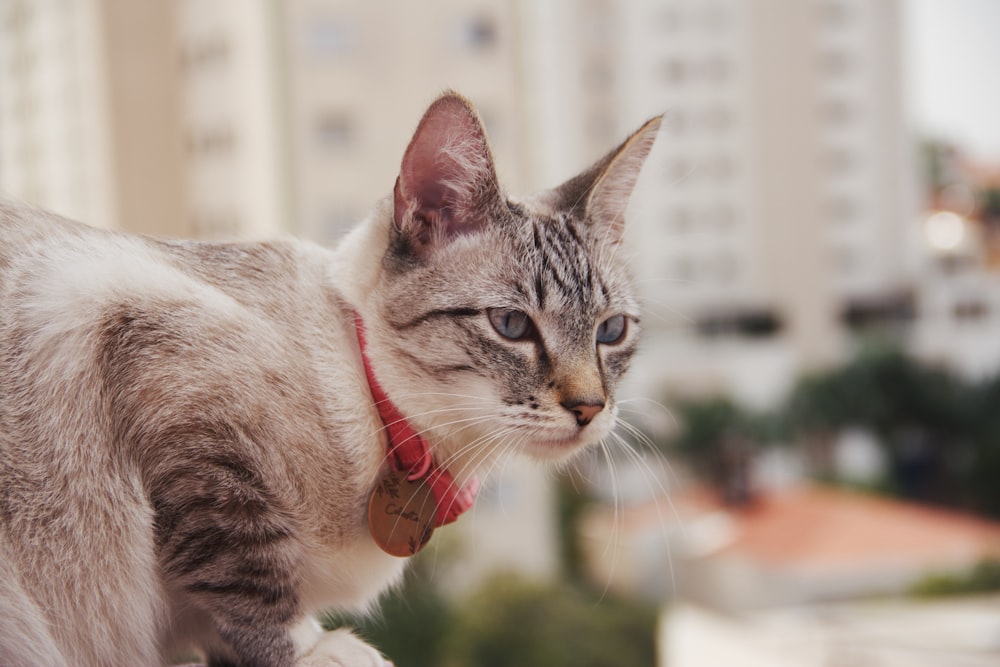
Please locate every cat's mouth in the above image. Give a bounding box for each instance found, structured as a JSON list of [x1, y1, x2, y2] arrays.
[[524, 437, 593, 462], [523, 422, 611, 461]]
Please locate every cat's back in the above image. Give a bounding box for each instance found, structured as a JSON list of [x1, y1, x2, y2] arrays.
[[0, 202, 338, 449], [0, 203, 209, 455], [0, 200, 326, 332], [0, 200, 99, 279], [0, 200, 152, 301]]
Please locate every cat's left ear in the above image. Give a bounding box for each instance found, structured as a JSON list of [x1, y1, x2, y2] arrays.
[[552, 115, 662, 244], [393, 92, 501, 257]]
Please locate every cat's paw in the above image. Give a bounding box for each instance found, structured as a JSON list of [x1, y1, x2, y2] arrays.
[[295, 628, 392, 667]]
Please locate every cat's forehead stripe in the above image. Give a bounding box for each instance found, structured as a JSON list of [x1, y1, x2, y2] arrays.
[[528, 216, 602, 312]]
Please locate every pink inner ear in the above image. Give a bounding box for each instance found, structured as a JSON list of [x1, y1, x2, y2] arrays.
[[393, 95, 498, 247], [403, 163, 451, 210], [585, 115, 662, 242]]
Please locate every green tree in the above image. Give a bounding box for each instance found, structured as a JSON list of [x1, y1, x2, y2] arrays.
[[322, 558, 453, 667], [667, 342, 1000, 517], [961, 375, 1000, 516], [910, 559, 1000, 598], [442, 574, 657, 667], [667, 395, 786, 504], [785, 344, 971, 502]]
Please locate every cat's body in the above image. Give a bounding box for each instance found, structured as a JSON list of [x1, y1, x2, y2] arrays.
[[0, 94, 659, 666], [1, 209, 407, 665]]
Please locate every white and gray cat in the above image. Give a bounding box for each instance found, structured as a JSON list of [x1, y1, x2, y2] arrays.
[[0, 93, 660, 666]]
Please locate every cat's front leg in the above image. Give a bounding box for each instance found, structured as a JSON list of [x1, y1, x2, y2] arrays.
[[153, 453, 308, 667], [292, 618, 392, 667]]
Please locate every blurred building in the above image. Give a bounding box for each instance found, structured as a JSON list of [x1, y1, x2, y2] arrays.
[[433, 458, 560, 597], [175, 0, 527, 241], [1, 0, 525, 241], [601, 0, 916, 407], [582, 483, 1000, 610], [173, 0, 285, 239], [0, 0, 185, 235], [277, 0, 525, 240], [0, 0, 554, 594], [11, 0, 998, 609], [0, 0, 915, 302], [660, 595, 1000, 667], [908, 146, 1000, 378]]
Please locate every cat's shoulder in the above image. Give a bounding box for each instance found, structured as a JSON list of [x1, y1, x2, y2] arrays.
[[0, 200, 331, 336]]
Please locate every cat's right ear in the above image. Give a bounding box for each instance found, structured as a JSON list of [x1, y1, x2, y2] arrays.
[[548, 115, 662, 245], [392, 93, 501, 258]]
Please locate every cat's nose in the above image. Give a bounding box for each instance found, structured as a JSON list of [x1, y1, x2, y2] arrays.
[[561, 399, 605, 426]]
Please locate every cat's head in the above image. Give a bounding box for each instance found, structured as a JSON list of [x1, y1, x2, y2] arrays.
[[361, 92, 660, 473]]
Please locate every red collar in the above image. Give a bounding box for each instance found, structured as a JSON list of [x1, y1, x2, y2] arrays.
[[354, 313, 478, 526]]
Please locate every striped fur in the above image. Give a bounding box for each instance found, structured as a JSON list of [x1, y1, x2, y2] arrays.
[[0, 93, 659, 666]]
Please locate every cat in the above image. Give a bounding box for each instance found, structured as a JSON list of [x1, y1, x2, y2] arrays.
[[0, 92, 660, 666]]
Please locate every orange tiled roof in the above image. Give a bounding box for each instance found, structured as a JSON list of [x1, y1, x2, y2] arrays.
[[713, 485, 1000, 570]]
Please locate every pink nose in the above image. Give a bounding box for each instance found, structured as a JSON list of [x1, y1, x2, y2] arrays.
[[561, 400, 605, 426]]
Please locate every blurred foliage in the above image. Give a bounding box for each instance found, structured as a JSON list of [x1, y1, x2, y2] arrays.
[[786, 343, 967, 440], [669, 395, 786, 460], [323, 565, 657, 667], [555, 472, 591, 584], [667, 396, 761, 505], [321, 561, 452, 667], [441, 574, 657, 667], [920, 140, 949, 191], [910, 559, 1000, 598], [981, 187, 1000, 222], [666, 342, 1000, 517]]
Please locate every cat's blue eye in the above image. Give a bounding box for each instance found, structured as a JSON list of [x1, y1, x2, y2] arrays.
[[488, 308, 534, 340], [596, 315, 627, 345]]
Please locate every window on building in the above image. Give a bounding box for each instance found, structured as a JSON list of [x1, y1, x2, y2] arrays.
[[696, 308, 784, 338], [455, 13, 498, 51], [668, 207, 693, 233], [702, 105, 732, 132], [840, 293, 915, 330], [823, 147, 855, 175], [710, 155, 734, 183], [827, 195, 859, 223], [954, 299, 988, 322], [186, 125, 235, 156], [704, 55, 730, 83], [708, 204, 736, 231], [203, 127, 234, 154], [821, 98, 853, 126], [180, 36, 230, 71], [817, 1, 851, 28], [314, 113, 355, 152], [5, 3, 31, 32], [662, 59, 686, 84], [819, 49, 852, 77], [304, 18, 356, 58]]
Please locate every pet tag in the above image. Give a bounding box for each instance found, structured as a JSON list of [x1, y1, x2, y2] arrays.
[[368, 471, 436, 557]]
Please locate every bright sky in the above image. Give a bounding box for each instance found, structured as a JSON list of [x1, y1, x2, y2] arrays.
[[904, 0, 1000, 162]]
